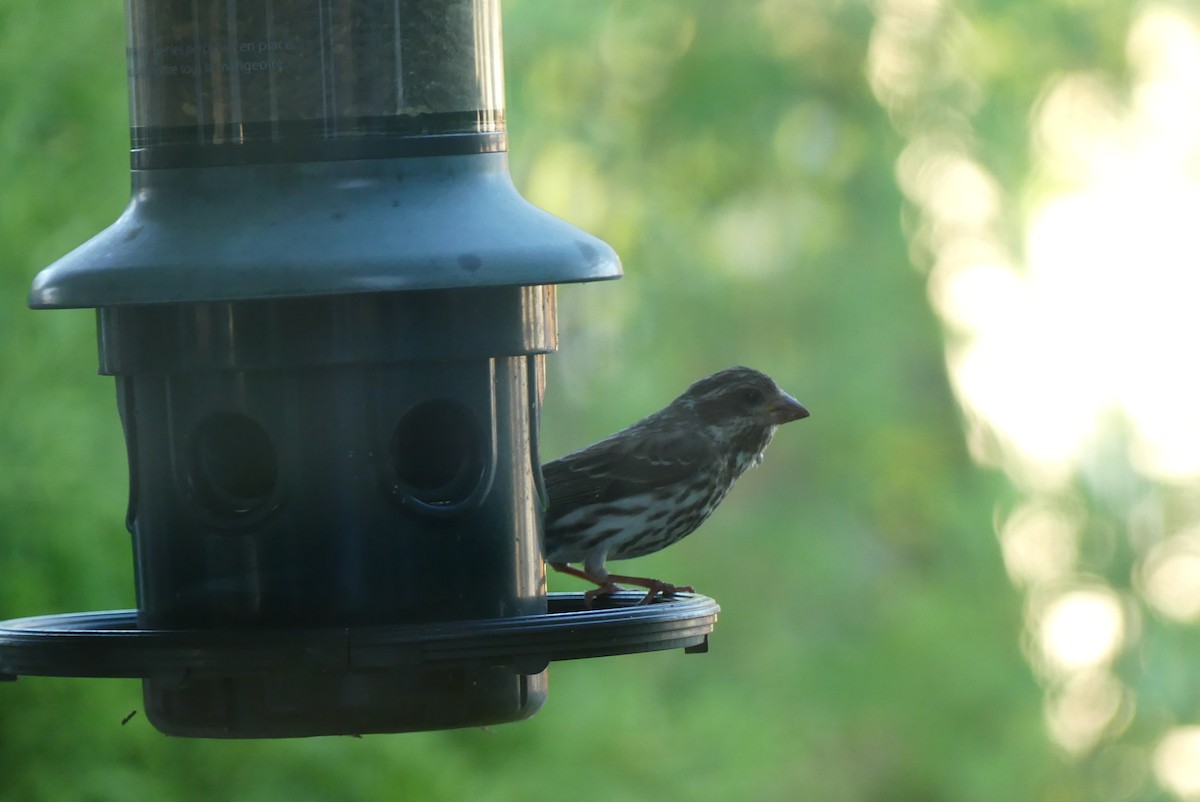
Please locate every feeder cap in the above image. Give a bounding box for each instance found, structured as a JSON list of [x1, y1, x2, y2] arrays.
[[29, 153, 621, 309]]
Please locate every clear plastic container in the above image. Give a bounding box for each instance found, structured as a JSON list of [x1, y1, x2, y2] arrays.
[[125, 0, 505, 165]]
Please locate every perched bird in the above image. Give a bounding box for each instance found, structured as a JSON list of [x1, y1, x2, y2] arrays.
[[542, 366, 810, 605]]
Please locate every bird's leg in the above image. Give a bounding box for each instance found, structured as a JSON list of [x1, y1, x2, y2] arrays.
[[548, 562, 622, 607], [549, 561, 605, 585], [548, 563, 694, 606], [584, 583, 624, 607], [604, 573, 695, 605]]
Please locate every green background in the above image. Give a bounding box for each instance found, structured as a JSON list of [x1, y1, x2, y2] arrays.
[[0, 1, 1172, 800]]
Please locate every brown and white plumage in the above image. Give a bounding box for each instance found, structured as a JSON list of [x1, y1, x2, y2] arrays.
[[542, 366, 809, 603]]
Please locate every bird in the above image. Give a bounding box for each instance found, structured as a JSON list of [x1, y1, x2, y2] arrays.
[[541, 366, 810, 605]]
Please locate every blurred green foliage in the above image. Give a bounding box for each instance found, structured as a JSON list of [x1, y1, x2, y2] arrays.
[[0, 1, 1133, 800]]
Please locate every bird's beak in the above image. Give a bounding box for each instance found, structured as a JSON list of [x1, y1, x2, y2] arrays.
[[767, 393, 810, 425]]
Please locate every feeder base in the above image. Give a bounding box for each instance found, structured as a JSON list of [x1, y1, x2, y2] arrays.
[[145, 665, 546, 738], [0, 592, 719, 738]]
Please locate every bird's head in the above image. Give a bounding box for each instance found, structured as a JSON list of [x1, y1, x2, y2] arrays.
[[678, 366, 810, 437]]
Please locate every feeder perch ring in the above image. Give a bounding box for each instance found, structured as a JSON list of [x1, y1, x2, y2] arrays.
[[0, 592, 719, 681]]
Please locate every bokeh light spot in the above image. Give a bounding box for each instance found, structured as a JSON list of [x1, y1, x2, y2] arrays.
[[1036, 587, 1126, 675], [1155, 727, 1200, 800]]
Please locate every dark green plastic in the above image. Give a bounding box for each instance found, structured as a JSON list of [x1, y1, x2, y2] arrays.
[[29, 153, 620, 309], [7, 0, 692, 741]]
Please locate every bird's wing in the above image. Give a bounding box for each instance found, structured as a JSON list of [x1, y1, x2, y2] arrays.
[[542, 429, 714, 515]]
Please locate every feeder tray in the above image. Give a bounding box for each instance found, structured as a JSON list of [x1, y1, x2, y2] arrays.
[[0, 593, 719, 737], [0, 592, 719, 681]]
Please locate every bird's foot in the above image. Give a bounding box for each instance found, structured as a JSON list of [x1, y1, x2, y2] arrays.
[[550, 563, 614, 608], [583, 582, 624, 608], [605, 573, 695, 605], [549, 563, 694, 607]]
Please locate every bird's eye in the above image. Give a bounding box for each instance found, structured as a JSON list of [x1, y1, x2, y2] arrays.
[[738, 387, 765, 406]]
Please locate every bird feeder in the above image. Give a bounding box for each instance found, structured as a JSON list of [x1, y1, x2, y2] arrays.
[[0, 0, 718, 737]]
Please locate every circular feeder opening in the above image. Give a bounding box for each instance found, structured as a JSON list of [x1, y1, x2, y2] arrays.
[[391, 400, 485, 506], [189, 413, 279, 518]]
